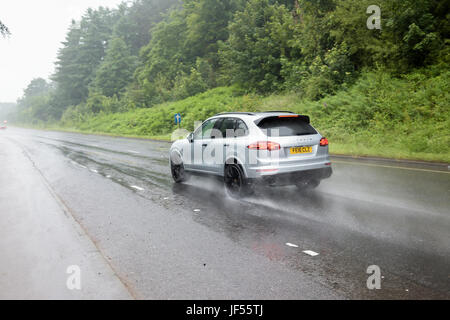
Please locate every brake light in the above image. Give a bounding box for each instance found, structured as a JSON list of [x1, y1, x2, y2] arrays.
[[248, 141, 281, 151], [320, 137, 329, 146]]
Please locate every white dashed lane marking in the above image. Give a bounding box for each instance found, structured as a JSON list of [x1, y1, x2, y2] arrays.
[[303, 250, 319, 257], [286, 243, 299, 248], [71, 161, 87, 169]]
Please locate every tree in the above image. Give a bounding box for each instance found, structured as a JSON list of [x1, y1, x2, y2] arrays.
[[16, 78, 56, 122], [23, 78, 52, 98], [113, 0, 179, 56], [0, 20, 10, 36], [91, 37, 138, 97], [135, 8, 190, 105], [219, 0, 293, 92], [184, 0, 243, 68], [52, 8, 117, 110], [384, 0, 447, 68]]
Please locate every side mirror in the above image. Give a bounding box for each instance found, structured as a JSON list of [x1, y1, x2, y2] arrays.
[[188, 132, 194, 143]]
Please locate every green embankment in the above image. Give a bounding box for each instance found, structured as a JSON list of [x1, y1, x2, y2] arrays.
[[56, 70, 450, 163]]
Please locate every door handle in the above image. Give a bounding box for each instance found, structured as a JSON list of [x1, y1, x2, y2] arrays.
[[223, 144, 230, 147], [202, 143, 208, 147]]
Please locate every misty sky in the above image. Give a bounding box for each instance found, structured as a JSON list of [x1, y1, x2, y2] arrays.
[[0, 0, 125, 103]]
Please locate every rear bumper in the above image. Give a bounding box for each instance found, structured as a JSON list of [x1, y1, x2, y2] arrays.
[[251, 167, 332, 186], [245, 154, 331, 178]]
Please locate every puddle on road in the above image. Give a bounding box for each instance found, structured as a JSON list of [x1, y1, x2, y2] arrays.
[[51, 144, 173, 196], [38, 138, 169, 165]]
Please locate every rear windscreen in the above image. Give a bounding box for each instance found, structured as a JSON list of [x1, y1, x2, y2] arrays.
[[256, 116, 317, 137]]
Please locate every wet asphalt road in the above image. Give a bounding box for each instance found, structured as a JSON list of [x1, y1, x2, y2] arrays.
[[1, 127, 449, 299]]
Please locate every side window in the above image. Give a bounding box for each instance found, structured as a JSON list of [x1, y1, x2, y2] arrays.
[[219, 118, 237, 138], [194, 119, 215, 140], [193, 124, 204, 140], [235, 119, 248, 137], [194, 119, 216, 140], [210, 118, 224, 139]]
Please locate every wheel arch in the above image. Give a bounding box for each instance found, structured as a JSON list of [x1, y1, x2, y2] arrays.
[[224, 156, 248, 178], [170, 148, 184, 166]]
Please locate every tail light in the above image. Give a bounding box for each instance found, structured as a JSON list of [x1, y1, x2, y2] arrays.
[[248, 141, 280, 151], [320, 137, 329, 146]]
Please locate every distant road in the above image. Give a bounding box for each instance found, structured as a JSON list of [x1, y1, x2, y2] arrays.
[[1, 127, 449, 299]]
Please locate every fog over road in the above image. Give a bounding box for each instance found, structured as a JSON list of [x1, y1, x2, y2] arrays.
[[0, 127, 449, 299]]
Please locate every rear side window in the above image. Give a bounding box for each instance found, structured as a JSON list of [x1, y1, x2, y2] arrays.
[[235, 119, 248, 137], [215, 117, 249, 138], [219, 118, 236, 138], [256, 116, 317, 137]]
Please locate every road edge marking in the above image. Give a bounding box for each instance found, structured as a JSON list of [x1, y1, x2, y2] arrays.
[[331, 160, 450, 174]]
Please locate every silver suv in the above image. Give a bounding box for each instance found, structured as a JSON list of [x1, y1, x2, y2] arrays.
[[169, 111, 332, 197]]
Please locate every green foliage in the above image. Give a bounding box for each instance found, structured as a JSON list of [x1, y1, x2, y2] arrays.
[[271, 68, 450, 160], [113, 0, 179, 56], [57, 68, 450, 162], [135, 0, 242, 104], [327, 0, 449, 72], [52, 8, 117, 108], [18, 0, 450, 113], [219, 0, 448, 97], [64, 87, 243, 136], [135, 8, 190, 105], [219, 0, 292, 92], [184, 0, 242, 67], [91, 37, 138, 97], [12, 0, 450, 162], [15, 78, 56, 122], [22, 78, 52, 98], [171, 68, 208, 100]]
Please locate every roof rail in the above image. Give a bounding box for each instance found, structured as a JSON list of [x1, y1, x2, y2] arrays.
[[263, 111, 296, 114], [215, 112, 256, 116], [216, 111, 297, 116]]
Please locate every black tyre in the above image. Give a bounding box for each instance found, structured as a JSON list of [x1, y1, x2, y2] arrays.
[[170, 159, 188, 183], [224, 164, 253, 198]]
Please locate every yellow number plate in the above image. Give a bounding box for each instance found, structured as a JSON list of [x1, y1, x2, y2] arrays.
[[290, 146, 312, 154]]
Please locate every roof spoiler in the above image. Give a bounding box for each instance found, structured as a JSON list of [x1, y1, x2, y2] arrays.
[[254, 114, 310, 125]]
